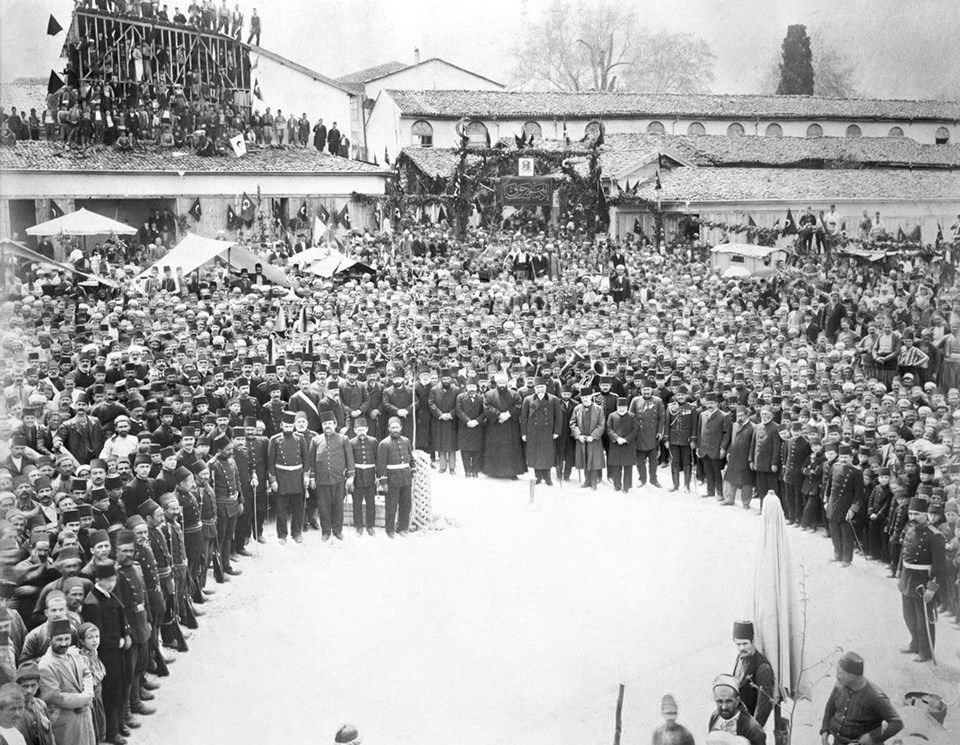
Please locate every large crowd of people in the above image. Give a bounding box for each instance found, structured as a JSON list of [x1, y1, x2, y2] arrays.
[[0, 209, 959, 743]]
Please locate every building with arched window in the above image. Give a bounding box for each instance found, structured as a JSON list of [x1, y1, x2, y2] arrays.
[[806, 123, 824, 138], [687, 122, 706, 135], [647, 121, 666, 134], [411, 120, 433, 147], [523, 121, 542, 141], [765, 123, 783, 138]]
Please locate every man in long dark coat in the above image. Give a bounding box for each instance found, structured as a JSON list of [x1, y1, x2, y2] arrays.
[[519, 377, 563, 485], [571, 387, 606, 488], [606, 397, 637, 492], [629, 381, 664, 488], [555, 386, 578, 484], [722, 405, 755, 507], [428, 370, 460, 473], [455, 376, 486, 477], [482, 373, 525, 479]]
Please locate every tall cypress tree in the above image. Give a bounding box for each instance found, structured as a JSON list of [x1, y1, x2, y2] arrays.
[[776, 24, 815, 95]]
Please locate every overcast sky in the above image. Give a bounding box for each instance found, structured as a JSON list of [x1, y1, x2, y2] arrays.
[[2, 0, 958, 99]]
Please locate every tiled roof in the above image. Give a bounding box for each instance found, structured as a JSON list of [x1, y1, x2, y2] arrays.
[[0, 79, 49, 115], [336, 61, 409, 92], [399, 147, 483, 179], [630, 167, 960, 203], [0, 140, 388, 174], [386, 90, 960, 122], [598, 133, 960, 173]]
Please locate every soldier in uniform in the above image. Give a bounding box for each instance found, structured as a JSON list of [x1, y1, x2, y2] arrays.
[[898, 497, 947, 662], [350, 418, 378, 536], [629, 380, 664, 488], [824, 443, 864, 566], [241, 416, 269, 544], [606, 397, 637, 492], [267, 411, 309, 544], [665, 386, 696, 492], [208, 435, 244, 573], [455, 375, 486, 478], [781, 422, 811, 524], [377, 417, 414, 537], [127, 514, 169, 679], [308, 411, 354, 541], [115, 529, 155, 721], [259, 383, 286, 438]]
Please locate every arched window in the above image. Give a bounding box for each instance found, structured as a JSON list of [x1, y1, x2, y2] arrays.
[[647, 121, 666, 134], [887, 126, 904, 137], [935, 126, 950, 145], [845, 124, 862, 138], [411, 120, 433, 147], [806, 123, 824, 138], [765, 123, 783, 138], [584, 121, 603, 142], [687, 121, 706, 135], [464, 120, 489, 148], [727, 122, 745, 137], [522, 121, 542, 141]]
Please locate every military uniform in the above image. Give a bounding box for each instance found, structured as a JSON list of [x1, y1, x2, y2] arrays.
[[629, 395, 664, 487], [267, 431, 308, 540], [824, 461, 864, 564], [782, 434, 810, 523], [666, 401, 696, 490], [309, 430, 354, 539], [377, 434, 414, 536], [210, 452, 243, 570], [898, 516, 946, 660], [350, 433, 378, 531], [116, 559, 151, 712]]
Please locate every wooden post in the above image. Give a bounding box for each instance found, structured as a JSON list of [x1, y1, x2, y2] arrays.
[[613, 683, 625, 745]]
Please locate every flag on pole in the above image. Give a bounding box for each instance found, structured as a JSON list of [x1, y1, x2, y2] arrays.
[[312, 215, 329, 244], [50, 201, 64, 218], [317, 203, 331, 225], [373, 203, 382, 228], [47, 15, 63, 36], [188, 198, 202, 221], [240, 192, 255, 223], [271, 198, 283, 227], [632, 217, 642, 235], [783, 209, 797, 235], [339, 205, 351, 230], [654, 171, 662, 191], [437, 206, 447, 224], [253, 80, 262, 100], [908, 225, 922, 242], [747, 215, 757, 227], [229, 134, 246, 157], [296, 200, 308, 223], [896, 226, 907, 242], [226, 205, 239, 230], [47, 71, 64, 95], [936, 223, 944, 245]]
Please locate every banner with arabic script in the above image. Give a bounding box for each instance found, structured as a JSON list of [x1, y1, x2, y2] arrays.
[[501, 177, 554, 206]]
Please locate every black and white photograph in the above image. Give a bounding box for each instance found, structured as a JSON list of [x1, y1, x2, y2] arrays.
[[0, 1, 959, 743]]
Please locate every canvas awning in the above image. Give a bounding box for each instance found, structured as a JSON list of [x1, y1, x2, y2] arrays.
[[710, 243, 785, 258], [26, 208, 137, 237], [289, 245, 374, 278], [0, 238, 120, 288], [137, 232, 293, 287]]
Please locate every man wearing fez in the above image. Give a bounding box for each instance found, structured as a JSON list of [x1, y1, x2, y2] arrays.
[[898, 496, 946, 662], [349, 418, 378, 536], [571, 387, 606, 489], [455, 374, 486, 479], [605, 396, 636, 492], [696, 392, 728, 499], [824, 443, 864, 568], [209, 434, 244, 572], [38, 617, 96, 745], [519, 376, 563, 486], [708, 674, 766, 745], [377, 417, 414, 538], [731, 621, 775, 728], [481, 372, 525, 480], [308, 411, 354, 541], [820, 652, 902, 745], [267, 411, 309, 544], [428, 369, 460, 475]]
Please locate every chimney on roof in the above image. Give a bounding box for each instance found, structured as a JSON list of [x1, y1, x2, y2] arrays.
[[414, 47, 421, 65]]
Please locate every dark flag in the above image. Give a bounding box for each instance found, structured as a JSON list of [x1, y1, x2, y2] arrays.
[[373, 204, 382, 227], [632, 217, 643, 235], [227, 205, 239, 230], [271, 198, 283, 227], [936, 223, 944, 245], [297, 200, 308, 223], [747, 215, 757, 227], [654, 171, 662, 191], [47, 71, 64, 95], [472, 197, 482, 215], [189, 198, 202, 221], [437, 206, 447, 223], [514, 133, 526, 149], [50, 201, 64, 218], [896, 226, 907, 242], [317, 203, 331, 225], [47, 15, 63, 36], [908, 225, 922, 242], [339, 205, 351, 230], [240, 192, 255, 223], [253, 80, 262, 100], [783, 209, 797, 235], [384, 147, 390, 165]]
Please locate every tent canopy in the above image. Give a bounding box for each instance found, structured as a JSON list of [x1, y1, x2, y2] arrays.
[[291, 245, 374, 278], [710, 243, 784, 258], [26, 208, 137, 237], [137, 232, 292, 288], [0, 238, 120, 288]]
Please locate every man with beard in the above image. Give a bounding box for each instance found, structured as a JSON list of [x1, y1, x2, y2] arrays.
[[708, 674, 765, 745], [898, 497, 946, 662], [824, 444, 864, 567], [571, 388, 606, 489], [382, 370, 415, 441], [349, 418, 378, 536], [209, 436, 244, 569], [554, 385, 578, 484], [377, 417, 414, 538], [606, 397, 636, 492], [455, 374, 486, 478], [750, 408, 782, 509], [100, 415, 138, 464], [267, 412, 309, 544], [482, 373, 525, 479], [114, 530, 154, 722], [37, 618, 96, 745], [308, 412, 354, 541], [696, 393, 728, 499], [722, 405, 755, 508], [428, 369, 460, 474], [665, 387, 696, 493], [59, 394, 105, 465], [287, 374, 322, 433], [520, 377, 562, 485], [629, 380, 664, 489], [731, 621, 774, 727]]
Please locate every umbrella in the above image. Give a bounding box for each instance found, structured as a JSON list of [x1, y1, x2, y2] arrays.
[[722, 265, 751, 279], [752, 494, 803, 705], [26, 208, 137, 237]]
